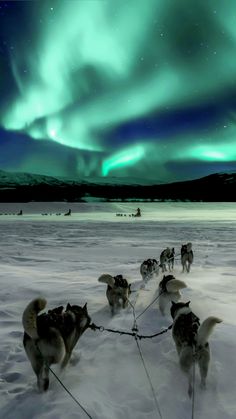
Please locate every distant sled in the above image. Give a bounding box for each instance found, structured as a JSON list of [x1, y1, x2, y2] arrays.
[[134, 208, 141, 217], [116, 208, 142, 218], [64, 209, 71, 216]]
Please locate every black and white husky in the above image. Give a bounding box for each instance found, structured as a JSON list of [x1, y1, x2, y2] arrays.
[[171, 301, 222, 397], [140, 258, 159, 283], [181, 242, 193, 273], [98, 274, 131, 315], [158, 275, 187, 315], [22, 298, 91, 391], [160, 247, 175, 272]]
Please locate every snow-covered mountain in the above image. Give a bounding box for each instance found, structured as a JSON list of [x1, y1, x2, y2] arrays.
[[82, 175, 162, 186], [0, 170, 84, 187], [0, 169, 236, 202], [0, 170, 160, 187]]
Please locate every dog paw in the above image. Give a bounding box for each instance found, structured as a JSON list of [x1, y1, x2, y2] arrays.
[[38, 378, 49, 392]]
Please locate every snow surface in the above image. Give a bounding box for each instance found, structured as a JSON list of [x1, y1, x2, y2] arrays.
[[0, 202, 236, 419]]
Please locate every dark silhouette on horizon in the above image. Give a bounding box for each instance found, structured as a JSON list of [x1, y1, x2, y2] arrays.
[[0, 170, 236, 202], [135, 208, 141, 217], [64, 209, 71, 216]]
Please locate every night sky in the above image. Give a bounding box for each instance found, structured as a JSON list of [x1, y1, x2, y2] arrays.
[[1, 0, 236, 183]]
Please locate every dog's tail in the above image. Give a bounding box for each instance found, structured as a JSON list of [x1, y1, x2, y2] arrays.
[[197, 316, 222, 346], [98, 274, 115, 288], [22, 298, 47, 339], [165, 279, 187, 293]]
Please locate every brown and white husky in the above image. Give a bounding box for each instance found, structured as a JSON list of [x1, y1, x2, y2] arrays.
[[181, 242, 194, 273], [171, 301, 222, 397], [98, 274, 131, 315], [22, 298, 91, 391]]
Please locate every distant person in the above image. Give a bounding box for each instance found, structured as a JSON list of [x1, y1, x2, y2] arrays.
[[64, 209, 71, 216], [135, 208, 141, 217], [17, 210, 23, 216]]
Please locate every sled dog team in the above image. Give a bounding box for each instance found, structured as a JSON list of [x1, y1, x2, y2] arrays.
[[23, 241, 222, 397]]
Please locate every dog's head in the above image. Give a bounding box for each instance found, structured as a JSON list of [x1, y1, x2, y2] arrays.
[[148, 259, 158, 267], [66, 303, 91, 330], [170, 301, 191, 319], [181, 244, 187, 255], [186, 242, 192, 252], [163, 274, 175, 281], [159, 274, 175, 291], [114, 275, 130, 291], [181, 243, 192, 255]]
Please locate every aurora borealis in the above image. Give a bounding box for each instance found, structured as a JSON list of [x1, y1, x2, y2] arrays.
[[1, 0, 236, 183]]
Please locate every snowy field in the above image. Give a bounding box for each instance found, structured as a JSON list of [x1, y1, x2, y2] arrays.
[[0, 202, 236, 419]]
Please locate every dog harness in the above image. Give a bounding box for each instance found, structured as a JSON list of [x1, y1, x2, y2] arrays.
[[174, 312, 200, 347], [181, 245, 193, 258], [144, 259, 157, 266], [112, 274, 129, 288], [36, 305, 89, 340]]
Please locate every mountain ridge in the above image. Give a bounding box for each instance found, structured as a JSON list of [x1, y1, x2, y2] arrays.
[[0, 170, 163, 187], [0, 169, 236, 202]]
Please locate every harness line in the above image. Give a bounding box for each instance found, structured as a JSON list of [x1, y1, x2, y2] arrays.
[[128, 295, 163, 419], [48, 365, 93, 419], [36, 344, 93, 419], [127, 297, 138, 332], [131, 282, 143, 308], [88, 322, 172, 339], [191, 348, 196, 419], [135, 336, 163, 419], [136, 291, 163, 320]]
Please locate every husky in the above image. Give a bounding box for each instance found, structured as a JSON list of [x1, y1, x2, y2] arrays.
[[22, 298, 91, 391], [140, 258, 159, 283], [98, 274, 131, 315], [158, 274, 187, 315], [181, 242, 193, 273], [171, 301, 222, 397], [159, 247, 175, 272]]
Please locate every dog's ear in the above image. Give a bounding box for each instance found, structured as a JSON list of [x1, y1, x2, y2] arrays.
[[82, 302, 88, 313], [171, 301, 176, 306], [186, 301, 191, 306], [66, 303, 72, 311]]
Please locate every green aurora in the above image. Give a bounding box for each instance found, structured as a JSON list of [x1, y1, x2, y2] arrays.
[[0, 0, 236, 182]]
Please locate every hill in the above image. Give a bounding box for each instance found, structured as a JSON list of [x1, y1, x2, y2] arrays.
[[0, 170, 236, 202]]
